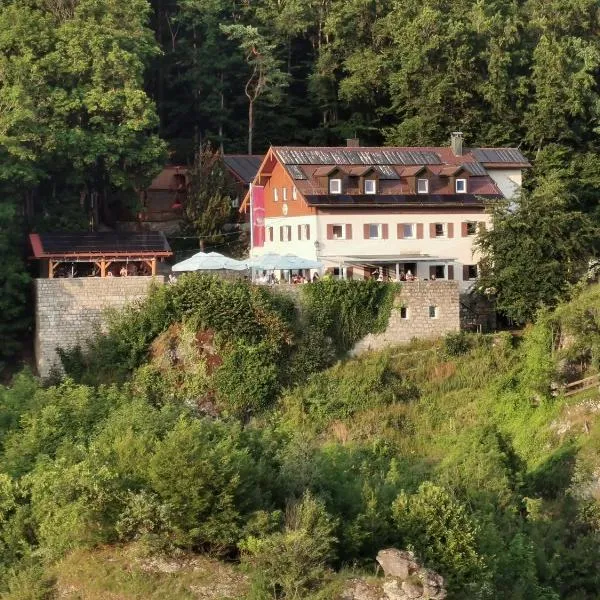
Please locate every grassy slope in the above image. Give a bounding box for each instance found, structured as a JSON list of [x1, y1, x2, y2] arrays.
[[46, 339, 596, 598], [24, 285, 600, 598]]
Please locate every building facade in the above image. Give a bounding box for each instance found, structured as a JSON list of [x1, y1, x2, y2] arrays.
[[242, 134, 530, 290]]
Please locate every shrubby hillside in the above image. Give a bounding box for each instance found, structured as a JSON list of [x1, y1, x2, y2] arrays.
[[2, 276, 600, 599]]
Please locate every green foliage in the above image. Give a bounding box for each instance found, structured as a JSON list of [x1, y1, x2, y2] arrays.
[[0, 203, 31, 370], [302, 280, 396, 352], [147, 418, 256, 551], [183, 144, 235, 247], [4, 281, 600, 597], [477, 171, 599, 323], [215, 342, 280, 417], [443, 331, 473, 357], [240, 492, 337, 599], [392, 482, 486, 594], [283, 352, 418, 424]]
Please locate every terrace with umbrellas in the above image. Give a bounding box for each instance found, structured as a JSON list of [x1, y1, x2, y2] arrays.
[[171, 251, 323, 284]]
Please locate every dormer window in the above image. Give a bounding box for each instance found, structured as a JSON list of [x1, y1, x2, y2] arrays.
[[417, 178, 429, 194], [364, 179, 377, 194], [455, 179, 467, 193], [329, 178, 342, 194]]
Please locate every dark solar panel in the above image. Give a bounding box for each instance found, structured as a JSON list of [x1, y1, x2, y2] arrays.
[[472, 148, 528, 164], [39, 232, 171, 255], [304, 193, 501, 207], [276, 148, 441, 166], [462, 162, 487, 176], [287, 165, 307, 180], [223, 155, 263, 184]]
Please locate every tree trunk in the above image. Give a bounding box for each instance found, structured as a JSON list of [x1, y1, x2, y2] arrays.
[[248, 99, 254, 155], [219, 72, 224, 154]]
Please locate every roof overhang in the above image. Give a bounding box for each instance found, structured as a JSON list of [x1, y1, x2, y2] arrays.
[[323, 254, 457, 264]]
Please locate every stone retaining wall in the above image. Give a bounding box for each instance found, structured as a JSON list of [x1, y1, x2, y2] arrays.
[[352, 281, 460, 355], [35, 277, 164, 378]]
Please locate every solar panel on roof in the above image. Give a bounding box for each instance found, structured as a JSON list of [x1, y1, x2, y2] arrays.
[[276, 148, 442, 166], [472, 148, 528, 164], [39, 232, 171, 255], [287, 165, 307, 180], [462, 162, 487, 176], [375, 165, 400, 179]]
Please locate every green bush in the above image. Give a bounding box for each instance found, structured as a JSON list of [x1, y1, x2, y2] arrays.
[[215, 341, 281, 417], [391, 482, 486, 594], [284, 352, 418, 424], [240, 492, 337, 598], [443, 331, 473, 357], [147, 418, 259, 551]]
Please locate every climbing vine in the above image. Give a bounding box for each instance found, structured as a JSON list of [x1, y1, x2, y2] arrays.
[[301, 280, 398, 352]]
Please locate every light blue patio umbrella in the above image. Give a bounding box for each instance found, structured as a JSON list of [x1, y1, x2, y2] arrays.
[[249, 253, 323, 271], [172, 251, 249, 272]]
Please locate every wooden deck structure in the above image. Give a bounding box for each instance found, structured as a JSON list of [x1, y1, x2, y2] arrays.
[[29, 232, 172, 278]]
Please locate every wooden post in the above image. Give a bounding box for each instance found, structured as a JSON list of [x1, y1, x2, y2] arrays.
[[48, 260, 54, 278], [100, 260, 106, 277], [151, 258, 157, 276]]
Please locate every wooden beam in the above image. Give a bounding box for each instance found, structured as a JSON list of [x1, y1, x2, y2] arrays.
[[49, 260, 54, 279], [100, 260, 106, 278], [151, 258, 157, 276]]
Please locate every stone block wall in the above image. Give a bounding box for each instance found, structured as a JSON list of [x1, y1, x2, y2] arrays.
[[352, 281, 460, 355], [35, 277, 164, 378]]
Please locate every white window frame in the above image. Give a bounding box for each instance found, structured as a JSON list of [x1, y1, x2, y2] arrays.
[[292, 186, 297, 200], [332, 224, 345, 240], [298, 224, 310, 241], [281, 225, 292, 242], [364, 179, 377, 194], [434, 223, 445, 238], [417, 178, 429, 194], [400, 306, 409, 320], [368, 223, 382, 240], [329, 178, 342, 194], [403, 223, 416, 239], [283, 187, 288, 201], [455, 178, 467, 193], [273, 187, 279, 202]]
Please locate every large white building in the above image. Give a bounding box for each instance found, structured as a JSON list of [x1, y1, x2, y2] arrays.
[[242, 133, 530, 289]]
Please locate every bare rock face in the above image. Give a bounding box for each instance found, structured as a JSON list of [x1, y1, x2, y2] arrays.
[[340, 578, 383, 600], [377, 549, 420, 579], [341, 549, 447, 600]]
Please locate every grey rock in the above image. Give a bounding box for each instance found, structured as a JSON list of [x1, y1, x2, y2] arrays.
[[376, 549, 419, 579]]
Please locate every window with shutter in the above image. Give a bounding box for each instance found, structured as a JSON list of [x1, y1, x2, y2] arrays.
[[345, 224, 352, 240], [447, 223, 454, 238], [447, 265, 454, 280]]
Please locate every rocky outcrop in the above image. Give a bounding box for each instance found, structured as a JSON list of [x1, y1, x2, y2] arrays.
[[341, 549, 447, 600]]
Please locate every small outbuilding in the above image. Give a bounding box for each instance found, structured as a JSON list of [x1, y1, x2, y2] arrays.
[[29, 231, 172, 278]]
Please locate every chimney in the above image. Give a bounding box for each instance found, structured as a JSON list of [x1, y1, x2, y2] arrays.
[[346, 138, 360, 148], [451, 131, 464, 156]]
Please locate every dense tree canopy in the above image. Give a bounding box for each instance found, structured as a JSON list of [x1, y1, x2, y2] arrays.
[[1, 0, 600, 353]]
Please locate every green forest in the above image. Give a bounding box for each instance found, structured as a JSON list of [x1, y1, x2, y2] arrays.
[[2, 1, 600, 596], [1, 276, 600, 598]]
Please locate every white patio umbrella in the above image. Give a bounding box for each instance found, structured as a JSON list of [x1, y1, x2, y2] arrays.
[[249, 253, 323, 271], [172, 251, 249, 272]]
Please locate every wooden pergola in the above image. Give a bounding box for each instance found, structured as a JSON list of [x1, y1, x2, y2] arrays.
[[29, 232, 173, 278]]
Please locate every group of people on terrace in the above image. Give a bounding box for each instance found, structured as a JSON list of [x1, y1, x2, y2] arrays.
[[52, 262, 152, 278]]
